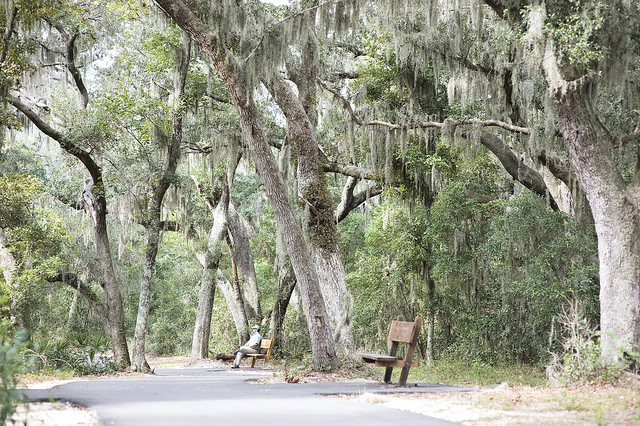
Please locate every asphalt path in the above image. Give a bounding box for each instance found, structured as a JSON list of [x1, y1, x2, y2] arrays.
[[23, 367, 469, 425]]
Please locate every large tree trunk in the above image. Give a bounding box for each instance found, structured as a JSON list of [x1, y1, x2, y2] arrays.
[[264, 74, 355, 354], [131, 34, 190, 372], [547, 74, 640, 365], [155, 0, 337, 370], [87, 183, 131, 370], [282, 8, 355, 353]]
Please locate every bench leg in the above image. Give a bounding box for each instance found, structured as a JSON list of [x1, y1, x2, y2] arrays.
[[398, 366, 410, 386], [251, 357, 256, 368], [383, 367, 394, 383]]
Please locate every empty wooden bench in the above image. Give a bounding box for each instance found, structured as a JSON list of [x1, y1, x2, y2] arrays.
[[245, 338, 273, 367], [360, 315, 422, 386]]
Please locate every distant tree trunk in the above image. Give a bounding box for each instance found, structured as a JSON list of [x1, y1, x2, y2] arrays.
[[269, 262, 296, 350], [224, 233, 250, 341], [131, 227, 161, 372], [0, 226, 23, 327], [131, 34, 190, 372], [426, 266, 435, 366], [155, 0, 337, 370], [189, 174, 231, 362], [190, 250, 218, 363], [269, 150, 297, 349], [0, 227, 16, 286], [228, 204, 261, 323]]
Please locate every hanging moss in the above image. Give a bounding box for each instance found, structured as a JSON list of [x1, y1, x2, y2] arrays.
[[300, 177, 338, 252]]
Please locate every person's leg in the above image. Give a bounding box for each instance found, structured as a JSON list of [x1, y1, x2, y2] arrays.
[[232, 347, 257, 368]]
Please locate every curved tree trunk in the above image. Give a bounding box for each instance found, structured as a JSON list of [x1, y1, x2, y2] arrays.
[[87, 182, 131, 370], [131, 33, 190, 372], [9, 96, 131, 370]]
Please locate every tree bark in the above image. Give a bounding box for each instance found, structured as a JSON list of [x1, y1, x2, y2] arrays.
[[264, 73, 355, 354], [131, 33, 190, 372], [189, 174, 232, 362], [224, 233, 250, 341], [190, 250, 217, 363], [155, 0, 337, 370], [269, 262, 297, 351], [544, 67, 640, 364], [426, 264, 435, 366], [0, 227, 16, 289], [228, 203, 261, 323]]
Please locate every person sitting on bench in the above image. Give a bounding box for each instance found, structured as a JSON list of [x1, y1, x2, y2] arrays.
[[231, 325, 262, 369]]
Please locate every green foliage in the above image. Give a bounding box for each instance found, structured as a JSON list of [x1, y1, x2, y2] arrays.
[[0, 174, 43, 228], [542, 1, 608, 73], [0, 324, 31, 424], [430, 186, 598, 364], [347, 195, 430, 352], [145, 233, 200, 355], [28, 331, 115, 375]]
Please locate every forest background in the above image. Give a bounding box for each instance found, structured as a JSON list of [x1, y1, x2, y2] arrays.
[[1, 0, 640, 422]]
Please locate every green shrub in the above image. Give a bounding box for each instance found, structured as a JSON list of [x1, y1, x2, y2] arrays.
[[28, 331, 115, 375], [0, 325, 31, 424]]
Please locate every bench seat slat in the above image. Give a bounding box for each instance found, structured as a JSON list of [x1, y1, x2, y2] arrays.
[[359, 353, 398, 363], [374, 359, 419, 368]]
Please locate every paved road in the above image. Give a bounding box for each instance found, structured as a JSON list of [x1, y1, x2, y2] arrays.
[[23, 367, 468, 425]]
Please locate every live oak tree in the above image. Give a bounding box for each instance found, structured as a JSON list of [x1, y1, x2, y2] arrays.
[[3, 1, 132, 369], [365, 0, 640, 365]]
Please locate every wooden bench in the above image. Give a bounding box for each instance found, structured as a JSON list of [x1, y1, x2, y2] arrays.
[[360, 315, 422, 386], [245, 338, 273, 368]]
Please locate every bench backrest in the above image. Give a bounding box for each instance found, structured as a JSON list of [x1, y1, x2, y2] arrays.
[[388, 318, 421, 344], [260, 338, 273, 351]]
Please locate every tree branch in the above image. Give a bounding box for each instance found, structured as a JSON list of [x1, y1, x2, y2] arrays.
[[9, 96, 101, 184], [318, 79, 531, 135], [62, 29, 89, 109], [335, 177, 382, 223], [475, 129, 558, 209]]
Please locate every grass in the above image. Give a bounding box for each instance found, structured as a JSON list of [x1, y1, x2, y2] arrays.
[[402, 359, 548, 387]]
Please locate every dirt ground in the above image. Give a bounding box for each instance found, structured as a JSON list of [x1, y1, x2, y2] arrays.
[[351, 381, 640, 425], [11, 356, 640, 425]]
